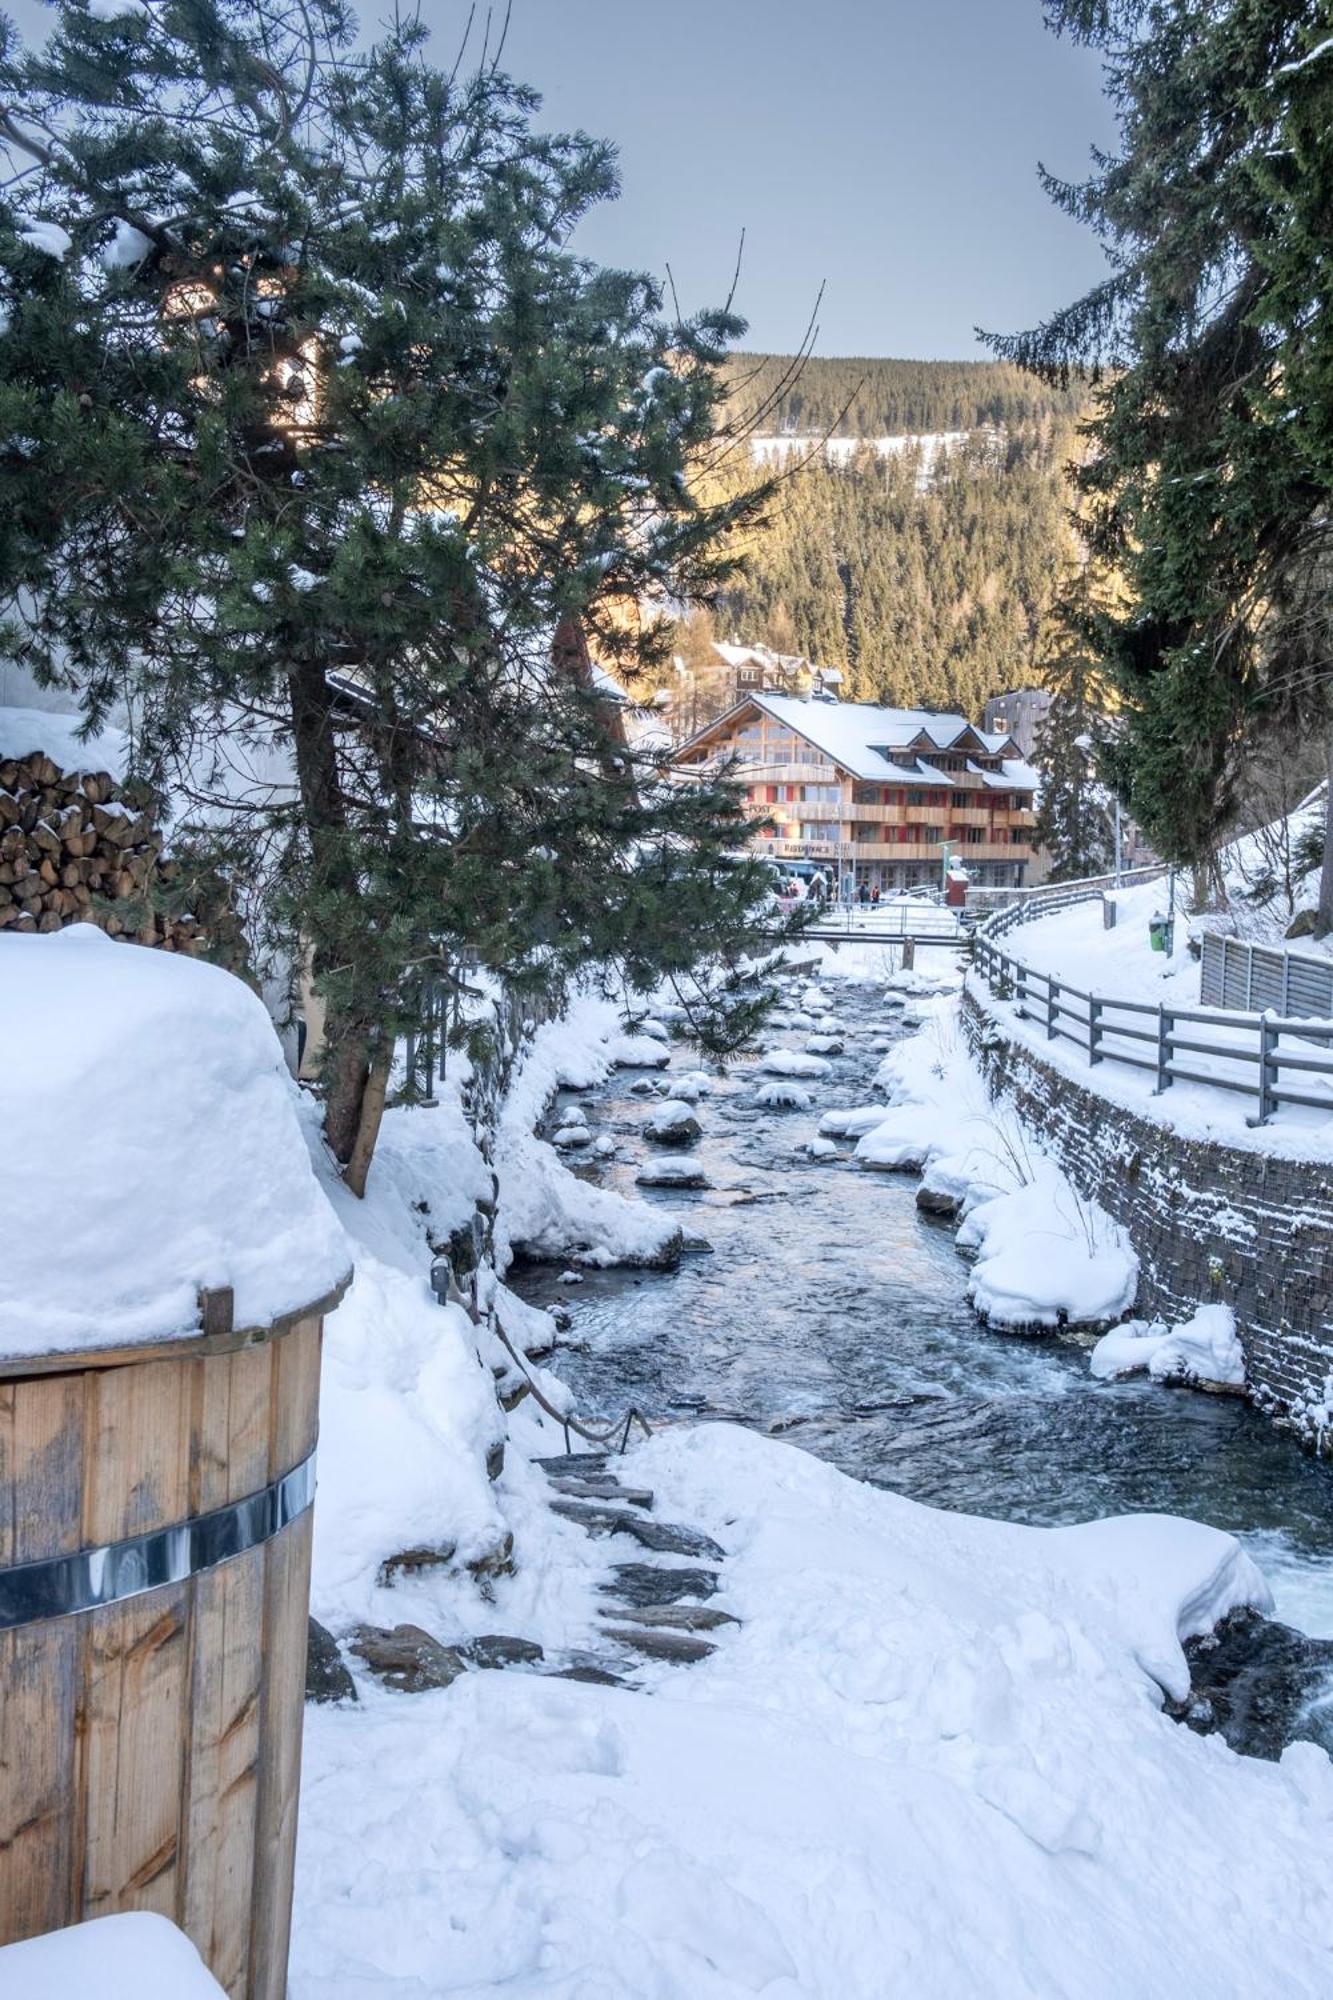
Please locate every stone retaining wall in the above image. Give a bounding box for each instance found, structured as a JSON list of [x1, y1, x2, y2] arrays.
[[961, 986, 1333, 1451]]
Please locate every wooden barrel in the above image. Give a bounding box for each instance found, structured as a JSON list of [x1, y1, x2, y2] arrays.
[[0, 1282, 346, 1999]]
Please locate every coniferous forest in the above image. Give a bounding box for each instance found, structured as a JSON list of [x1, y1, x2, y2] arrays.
[[706, 359, 1084, 716]]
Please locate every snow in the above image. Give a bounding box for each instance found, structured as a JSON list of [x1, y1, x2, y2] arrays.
[[0, 1914, 225, 1998], [287, 1418, 1333, 2000], [494, 996, 682, 1269], [961, 1168, 1138, 1332], [1091, 1304, 1247, 1391], [0, 928, 349, 1357], [760, 1047, 831, 1078], [17, 219, 71, 258], [101, 218, 155, 270], [0, 702, 127, 778], [754, 1079, 812, 1109], [643, 1097, 702, 1141]]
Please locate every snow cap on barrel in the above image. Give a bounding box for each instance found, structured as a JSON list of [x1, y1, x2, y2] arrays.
[[0, 926, 350, 1360]]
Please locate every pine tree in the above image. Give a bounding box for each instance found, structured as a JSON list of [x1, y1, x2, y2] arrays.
[[0, 0, 780, 1187], [1033, 592, 1116, 881], [987, 0, 1333, 916]]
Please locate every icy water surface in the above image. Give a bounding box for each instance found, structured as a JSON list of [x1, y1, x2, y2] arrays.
[[513, 967, 1333, 1666]]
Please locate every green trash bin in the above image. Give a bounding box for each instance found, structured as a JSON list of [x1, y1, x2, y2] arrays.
[[1148, 915, 1174, 953]]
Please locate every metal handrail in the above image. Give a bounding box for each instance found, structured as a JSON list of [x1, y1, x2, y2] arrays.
[[972, 874, 1333, 1125]]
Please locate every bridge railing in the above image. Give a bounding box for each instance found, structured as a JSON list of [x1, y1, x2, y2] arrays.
[[971, 870, 1333, 1125]]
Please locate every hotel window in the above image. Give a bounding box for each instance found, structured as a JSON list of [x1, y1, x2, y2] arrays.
[[908, 789, 925, 807]]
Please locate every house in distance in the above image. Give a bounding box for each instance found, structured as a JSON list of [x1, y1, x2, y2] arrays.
[[673, 689, 1038, 892]]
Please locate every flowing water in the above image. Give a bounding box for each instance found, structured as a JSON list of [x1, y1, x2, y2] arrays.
[[513, 965, 1333, 1732]]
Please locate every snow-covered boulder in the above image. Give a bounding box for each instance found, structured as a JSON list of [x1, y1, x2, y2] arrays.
[[667, 1070, 713, 1103], [805, 1034, 844, 1055], [607, 1032, 671, 1070], [636, 1160, 711, 1190], [643, 1098, 703, 1147], [819, 1104, 891, 1138], [754, 1080, 812, 1110], [760, 1049, 831, 1080], [1090, 1305, 1245, 1393], [0, 927, 349, 1360], [961, 1169, 1138, 1333], [552, 1123, 593, 1149]]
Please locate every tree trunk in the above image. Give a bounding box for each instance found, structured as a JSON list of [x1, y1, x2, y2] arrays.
[[287, 659, 383, 1181], [322, 1028, 374, 1168], [1315, 727, 1333, 940], [343, 1046, 393, 1199]]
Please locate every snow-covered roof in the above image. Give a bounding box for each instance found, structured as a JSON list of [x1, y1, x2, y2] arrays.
[[688, 692, 1020, 780], [0, 927, 350, 1359]]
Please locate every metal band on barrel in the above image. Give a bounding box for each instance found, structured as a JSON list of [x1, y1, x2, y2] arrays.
[[0, 1450, 316, 1630]]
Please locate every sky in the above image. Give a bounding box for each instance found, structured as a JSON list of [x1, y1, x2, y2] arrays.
[[487, 0, 1118, 359], [4, 0, 1120, 362]]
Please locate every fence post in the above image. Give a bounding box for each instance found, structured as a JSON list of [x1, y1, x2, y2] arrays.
[[1282, 951, 1291, 1018], [1089, 995, 1101, 1066], [1154, 1005, 1172, 1093], [1047, 977, 1059, 1040], [1255, 1013, 1277, 1126]]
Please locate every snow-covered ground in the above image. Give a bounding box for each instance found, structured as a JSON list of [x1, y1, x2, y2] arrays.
[[293, 1419, 1333, 2000]]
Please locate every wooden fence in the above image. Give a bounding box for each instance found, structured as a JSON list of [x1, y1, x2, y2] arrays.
[[974, 885, 1333, 1126]]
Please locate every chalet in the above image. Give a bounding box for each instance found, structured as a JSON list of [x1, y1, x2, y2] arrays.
[[673, 691, 1039, 892]]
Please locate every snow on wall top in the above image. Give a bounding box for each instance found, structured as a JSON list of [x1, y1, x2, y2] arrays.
[[0, 927, 350, 1360], [0, 704, 128, 781]]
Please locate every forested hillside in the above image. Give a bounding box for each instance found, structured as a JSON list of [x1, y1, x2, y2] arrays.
[[723, 352, 1086, 439], [706, 380, 1083, 715]]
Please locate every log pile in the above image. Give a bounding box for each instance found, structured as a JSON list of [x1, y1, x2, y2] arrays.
[[0, 748, 203, 950]]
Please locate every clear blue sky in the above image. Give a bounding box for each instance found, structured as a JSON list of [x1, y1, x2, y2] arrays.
[[6, 0, 1117, 360], [488, 0, 1117, 358]]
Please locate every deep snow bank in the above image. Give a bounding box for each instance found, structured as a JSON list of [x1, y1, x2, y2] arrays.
[[856, 997, 1138, 1330], [0, 926, 349, 1356], [289, 1421, 1333, 2000], [494, 994, 684, 1269]]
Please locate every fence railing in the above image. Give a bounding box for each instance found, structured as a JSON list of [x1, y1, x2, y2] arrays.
[[1199, 930, 1333, 1021], [972, 872, 1333, 1126]]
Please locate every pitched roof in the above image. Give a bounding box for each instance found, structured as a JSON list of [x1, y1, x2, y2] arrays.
[[698, 692, 1020, 780]]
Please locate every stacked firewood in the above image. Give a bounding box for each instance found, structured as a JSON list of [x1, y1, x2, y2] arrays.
[[0, 748, 202, 950]]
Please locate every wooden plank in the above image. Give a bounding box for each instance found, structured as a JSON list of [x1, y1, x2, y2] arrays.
[[182, 1549, 263, 1999], [78, 1356, 193, 1926], [268, 1317, 322, 1479], [248, 1508, 314, 2000], [0, 1374, 85, 1943], [79, 1586, 191, 1922], [82, 1353, 192, 1542]]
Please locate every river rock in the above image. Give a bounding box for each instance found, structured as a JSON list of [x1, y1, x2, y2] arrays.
[[549, 1474, 655, 1508], [1172, 1608, 1333, 1760], [600, 1562, 721, 1606], [603, 1625, 717, 1665], [549, 1501, 725, 1560], [917, 1184, 963, 1217], [377, 1540, 457, 1585], [306, 1616, 358, 1704], [350, 1623, 468, 1693], [643, 1099, 702, 1146], [805, 1035, 844, 1055], [636, 1159, 711, 1189], [608, 1602, 738, 1632], [463, 1633, 545, 1669]]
